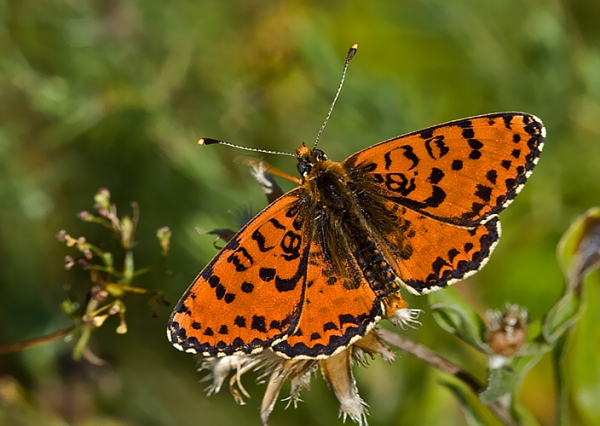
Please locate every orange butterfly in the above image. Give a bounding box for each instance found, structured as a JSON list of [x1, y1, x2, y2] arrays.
[[168, 45, 544, 359]]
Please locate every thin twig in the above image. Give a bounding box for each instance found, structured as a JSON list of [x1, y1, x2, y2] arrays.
[[378, 328, 482, 391], [378, 328, 516, 426], [0, 326, 75, 355]]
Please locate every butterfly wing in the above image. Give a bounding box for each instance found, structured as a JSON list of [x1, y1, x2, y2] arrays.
[[271, 239, 383, 358], [344, 112, 544, 226], [382, 201, 501, 293], [168, 188, 312, 357], [343, 112, 544, 293]]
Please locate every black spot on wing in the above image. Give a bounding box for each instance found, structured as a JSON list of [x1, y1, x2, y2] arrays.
[[425, 136, 449, 159], [234, 316, 246, 327], [469, 150, 482, 160], [384, 151, 392, 170], [252, 229, 273, 252], [241, 282, 254, 293], [462, 128, 475, 139], [208, 275, 220, 288], [270, 320, 283, 331], [486, 170, 497, 184], [451, 159, 463, 171], [323, 321, 338, 331], [427, 168, 445, 184], [176, 303, 191, 316], [215, 284, 225, 300], [468, 139, 483, 150], [424, 186, 446, 208], [251, 315, 267, 333], [456, 119, 473, 129], [420, 128, 434, 139], [259, 268, 275, 282], [475, 184, 492, 203], [400, 145, 419, 170], [505, 178, 517, 191], [448, 248, 460, 262]]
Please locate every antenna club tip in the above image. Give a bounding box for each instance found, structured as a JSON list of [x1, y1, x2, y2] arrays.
[[347, 44, 358, 60], [197, 138, 206, 145], [198, 138, 219, 146]]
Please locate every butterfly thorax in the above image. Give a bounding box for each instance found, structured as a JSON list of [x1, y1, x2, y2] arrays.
[[294, 142, 403, 300]]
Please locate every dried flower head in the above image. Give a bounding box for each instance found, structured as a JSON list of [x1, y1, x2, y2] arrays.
[[485, 304, 528, 359], [197, 309, 422, 426]]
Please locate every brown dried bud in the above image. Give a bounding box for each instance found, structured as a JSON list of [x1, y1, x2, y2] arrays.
[[485, 304, 528, 357]]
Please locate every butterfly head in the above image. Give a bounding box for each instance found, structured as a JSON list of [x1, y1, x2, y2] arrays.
[[296, 142, 328, 178]]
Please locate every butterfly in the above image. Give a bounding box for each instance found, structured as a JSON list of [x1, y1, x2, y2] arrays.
[[167, 46, 545, 360]]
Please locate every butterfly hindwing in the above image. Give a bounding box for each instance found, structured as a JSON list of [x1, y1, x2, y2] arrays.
[[380, 201, 501, 293], [168, 188, 312, 356], [272, 240, 383, 358]]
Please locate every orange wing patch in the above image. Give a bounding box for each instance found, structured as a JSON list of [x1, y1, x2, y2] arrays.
[[168, 188, 310, 357], [381, 202, 501, 293], [272, 241, 383, 359], [344, 113, 544, 226]]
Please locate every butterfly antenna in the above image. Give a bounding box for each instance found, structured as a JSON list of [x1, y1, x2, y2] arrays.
[[313, 43, 358, 150], [198, 138, 298, 158]]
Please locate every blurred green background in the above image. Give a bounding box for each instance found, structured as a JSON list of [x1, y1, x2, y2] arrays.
[[1, 0, 600, 425]]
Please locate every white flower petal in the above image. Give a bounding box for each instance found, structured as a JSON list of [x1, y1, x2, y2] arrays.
[[320, 349, 369, 426]]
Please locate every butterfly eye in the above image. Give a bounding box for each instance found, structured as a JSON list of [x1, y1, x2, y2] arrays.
[[313, 149, 327, 161], [298, 161, 311, 176]]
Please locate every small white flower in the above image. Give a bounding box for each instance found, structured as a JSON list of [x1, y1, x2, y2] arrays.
[[388, 308, 423, 329]]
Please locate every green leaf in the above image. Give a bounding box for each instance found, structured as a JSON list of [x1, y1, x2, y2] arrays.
[[479, 362, 519, 405], [542, 290, 583, 343], [552, 335, 569, 426], [557, 206, 600, 291], [429, 288, 487, 352], [562, 274, 600, 425], [480, 352, 546, 405], [441, 379, 504, 426], [511, 402, 543, 426]]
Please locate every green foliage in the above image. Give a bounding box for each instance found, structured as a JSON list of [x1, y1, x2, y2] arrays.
[[427, 205, 600, 425]]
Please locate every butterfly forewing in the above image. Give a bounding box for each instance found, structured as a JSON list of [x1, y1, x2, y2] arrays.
[[343, 113, 544, 227], [168, 188, 311, 356]]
